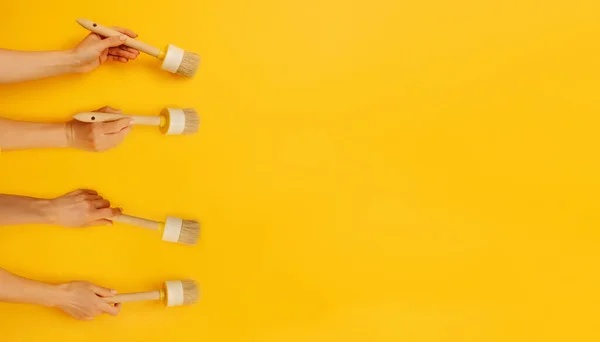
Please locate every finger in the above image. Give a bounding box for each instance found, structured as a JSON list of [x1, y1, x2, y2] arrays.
[[100, 302, 121, 316], [105, 126, 132, 149], [98, 118, 132, 134], [108, 55, 129, 63], [93, 199, 110, 209], [91, 207, 123, 221], [76, 33, 101, 46], [90, 284, 117, 298], [68, 189, 97, 196], [111, 26, 138, 38], [70, 307, 93, 320], [95, 106, 122, 114], [63, 308, 84, 320], [97, 34, 128, 51], [108, 47, 138, 60], [119, 46, 140, 55], [106, 125, 131, 136], [85, 219, 113, 227], [77, 194, 101, 202]]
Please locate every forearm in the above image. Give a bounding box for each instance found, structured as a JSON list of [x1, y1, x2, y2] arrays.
[[0, 49, 77, 84], [0, 268, 62, 307], [0, 118, 68, 151], [0, 193, 52, 226]]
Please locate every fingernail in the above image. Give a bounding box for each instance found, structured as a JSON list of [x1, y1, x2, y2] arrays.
[[120, 34, 127, 41]]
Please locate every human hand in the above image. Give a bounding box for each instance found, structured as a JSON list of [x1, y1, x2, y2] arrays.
[[70, 26, 140, 73], [66, 106, 133, 152], [53, 281, 121, 320], [47, 189, 122, 227]]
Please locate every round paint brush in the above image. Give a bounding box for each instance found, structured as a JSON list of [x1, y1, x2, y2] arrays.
[[115, 213, 200, 245], [76, 18, 200, 77], [106, 280, 199, 307], [73, 108, 199, 135]]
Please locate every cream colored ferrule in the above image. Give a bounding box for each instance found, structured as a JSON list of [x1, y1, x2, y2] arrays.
[[166, 108, 186, 135], [162, 216, 183, 243], [161, 44, 185, 73], [165, 280, 185, 307]]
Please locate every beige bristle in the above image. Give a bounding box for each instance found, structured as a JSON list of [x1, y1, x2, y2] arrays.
[[182, 108, 200, 134], [182, 279, 199, 305], [176, 51, 200, 78], [179, 220, 200, 245]]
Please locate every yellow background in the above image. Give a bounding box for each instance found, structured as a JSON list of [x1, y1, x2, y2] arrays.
[[1, 0, 600, 340]]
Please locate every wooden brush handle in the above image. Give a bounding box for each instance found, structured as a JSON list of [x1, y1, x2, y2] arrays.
[[76, 18, 161, 57], [73, 112, 161, 126], [105, 290, 162, 304], [115, 214, 161, 230]]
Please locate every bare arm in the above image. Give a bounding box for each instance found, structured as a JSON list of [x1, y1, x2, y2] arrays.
[[0, 268, 60, 306], [0, 189, 122, 227], [0, 49, 78, 84], [0, 268, 121, 320], [0, 106, 132, 152], [0, 193, 52, 226], [0, 118, 68, 151], [0, 26, 139, 84]]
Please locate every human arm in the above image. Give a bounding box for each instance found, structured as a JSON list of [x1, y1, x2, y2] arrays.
[[0, 268, 120, 320], [0, 26, 139, 84], [0, 189, 122, 227], [0, 106, 132, 152]]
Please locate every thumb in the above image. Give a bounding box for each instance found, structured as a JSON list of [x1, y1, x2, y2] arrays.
[[90, 284, 117, 298], [96, 34, 127, 51]]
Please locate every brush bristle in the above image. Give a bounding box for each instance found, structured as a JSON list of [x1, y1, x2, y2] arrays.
[[182, 279, 199, 305], [182, 108, 200, 134], [179, 220, 200, 245], [176, 52, 200, 78]]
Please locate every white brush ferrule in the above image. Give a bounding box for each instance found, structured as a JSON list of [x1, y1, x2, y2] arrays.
[[166, 108, 186, 135], [162, 216, 183, 243], [161, 44, 185, 73], [165, 280, 185, 307]]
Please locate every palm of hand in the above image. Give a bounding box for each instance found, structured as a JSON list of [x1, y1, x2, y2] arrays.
[[71, 29, 139, 73], [73, 34, 109, 73], [56, 281, 120, 320]]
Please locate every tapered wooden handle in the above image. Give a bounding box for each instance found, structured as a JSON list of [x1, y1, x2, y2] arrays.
[[73, 112, 161, 126], [76, 18, 161, 57], [114, 214, 161, 230], [105, 290, 162, 304]]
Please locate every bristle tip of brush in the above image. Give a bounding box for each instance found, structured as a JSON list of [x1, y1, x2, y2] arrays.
[[182, 108, 200, 134], [181, 279, 200, 305], [178, 220, 200, 245], [176, 51, 201, 78]]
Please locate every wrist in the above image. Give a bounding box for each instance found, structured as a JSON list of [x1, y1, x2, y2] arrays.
[[63, 121, 74, 149], [50, 122, 70, 148], [42, 284, 69, 308], [33, 198, 57, 225], [60, 50, 81, 74]]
